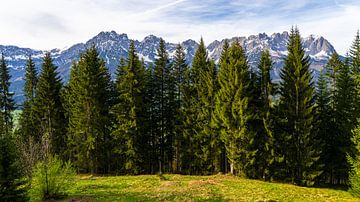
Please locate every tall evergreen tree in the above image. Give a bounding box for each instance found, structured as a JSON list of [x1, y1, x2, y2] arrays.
[[0, 54, 15, 136], [33, 53, 65, 157], [333, 56, 357, 183], [142, 63, 157, 173], [152, 38, 178, 173], [277, 28, 322, 186], [18, 55, 38, 141], [213, 39, 251, 175], [314, 72, 335, 183], [188, 38, 219, 174], [172, 44, 189, 173], [350, 30, 360, 74], [112, 41, 145, 174], [320, 52, 349, 184], [180, 55, 197, 174], [67, 46, 113, 173], [248, 49, 275, 180]]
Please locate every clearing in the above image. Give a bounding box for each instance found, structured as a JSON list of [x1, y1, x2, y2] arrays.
[[63, 174, 358, 201]]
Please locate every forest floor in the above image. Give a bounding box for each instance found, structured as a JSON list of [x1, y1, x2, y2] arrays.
[[61, 174, 359, 202]]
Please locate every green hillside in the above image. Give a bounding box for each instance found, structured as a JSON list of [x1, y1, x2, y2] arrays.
[[63, 175, 358, 202]]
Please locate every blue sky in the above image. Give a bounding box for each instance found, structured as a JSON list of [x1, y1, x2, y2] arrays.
[[0, 0, 359, 54]]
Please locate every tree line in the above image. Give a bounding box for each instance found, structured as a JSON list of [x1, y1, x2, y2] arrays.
[[1, 28, 360, 195]]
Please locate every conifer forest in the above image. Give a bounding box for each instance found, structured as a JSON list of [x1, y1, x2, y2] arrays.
[[2, 27, 360, 201]]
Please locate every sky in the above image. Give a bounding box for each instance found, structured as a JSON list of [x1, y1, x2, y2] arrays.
[[0, 0, 359, 54]]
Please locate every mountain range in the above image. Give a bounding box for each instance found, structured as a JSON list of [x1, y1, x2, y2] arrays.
[[0, 30, 336, 104]]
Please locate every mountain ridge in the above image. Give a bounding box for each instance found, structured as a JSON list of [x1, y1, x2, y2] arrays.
[[0, 30, 336, 104]]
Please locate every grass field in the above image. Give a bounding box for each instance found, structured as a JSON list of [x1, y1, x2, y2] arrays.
[[63, 174, 359, 202]]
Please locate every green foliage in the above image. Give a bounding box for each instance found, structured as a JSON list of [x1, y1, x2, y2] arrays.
[[277, 27, 322, 186], [348, 120, 360, 197], [172, 44, 189, 173], [29, 155, 75, 201], [18, 55, 39, 142], [0, 134, 27, 202], [0, 54, 15, 135], [350, 30, 360, 74], [152, 38, 177, 173], [33, 53, 65, 156], [67, 46, 113, 173], [112, 41, 145, 174], [186, 38, 219, 174], [246, 49, 275, 180], [213, 39, 251, 175]]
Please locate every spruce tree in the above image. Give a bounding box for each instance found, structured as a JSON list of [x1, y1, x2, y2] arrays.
[[213, 39, 251, 175], [248, 49, 275, 180], [180, 56, 197, 174], [33, 53, 65, 157], [278, 28, 322, 186], [67, 46, 113, 173], [142, 63, 157, 173], [334, 56, 357, 183], [0, 54, 15, 136], [320, 52, 347, 184], [151, 39, 178, 173], [112, 41, 145, 174], [0, 134, 27, 201], [189, 38, 219, 174], [18, 55, 38, 141], [350, 30, 360, 74], [314, 72, 335, 183], [173, 44, 189, 173]]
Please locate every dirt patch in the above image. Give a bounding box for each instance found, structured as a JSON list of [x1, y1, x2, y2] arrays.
[[66, 196, 95, 202], [161, 181, 180, 187], [188, 179, 219, 186]]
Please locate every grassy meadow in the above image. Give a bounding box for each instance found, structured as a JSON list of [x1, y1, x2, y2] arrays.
[[62, 174, 358, 202]]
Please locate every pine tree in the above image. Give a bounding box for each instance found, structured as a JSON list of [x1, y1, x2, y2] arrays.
[[180, 56, 197, 174], [18, 55, 39, 141], [320, 52, 347, 184], [350, 30, 360, 74], [67, 46, 113, 173], [188, 38, 218, 174], [277, 28, 322, 186], [248, 49, 275, 180], [33, 53, 65, 157], [172, 44, 189, 173], [152, 39, 178, 173], [0, 54, 15, 136], [112, 41, 145, 174], [334, 56, 357, 183], [142, 63, 157, 173], [0, 134, 27, 201], [314, 71, 335, 183], [213, 39, 251, 175]]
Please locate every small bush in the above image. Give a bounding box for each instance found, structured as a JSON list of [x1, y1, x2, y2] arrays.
[[349, 122, 360, 197], [349, 157, 360, 197], [29, 155, 75, 201]]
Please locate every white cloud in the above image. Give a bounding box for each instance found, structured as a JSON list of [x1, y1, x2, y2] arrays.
[[0, 0, 358, 54]]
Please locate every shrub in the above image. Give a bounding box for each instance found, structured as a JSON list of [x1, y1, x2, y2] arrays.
[[29, 155, 75, 201], [349, 121, 360, 197]]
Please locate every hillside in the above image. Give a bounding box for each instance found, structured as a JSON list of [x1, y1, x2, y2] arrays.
[[63, 175, 358, 202]]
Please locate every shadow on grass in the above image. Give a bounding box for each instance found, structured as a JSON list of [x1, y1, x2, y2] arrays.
[[65, 192, 157, 202]]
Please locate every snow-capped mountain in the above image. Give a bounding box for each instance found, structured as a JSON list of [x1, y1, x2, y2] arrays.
[[0, 30, 336, 104]]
